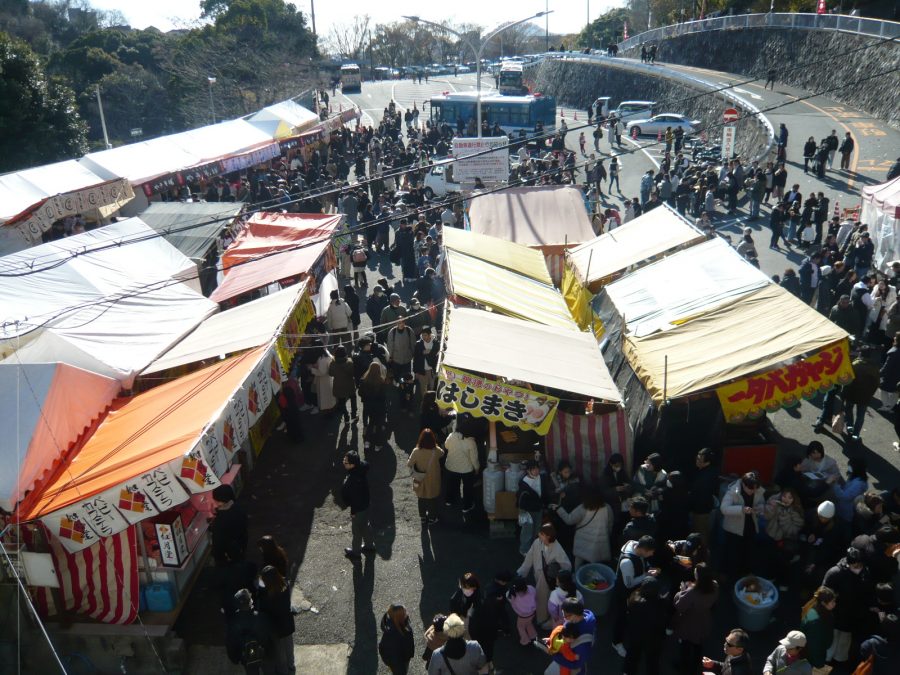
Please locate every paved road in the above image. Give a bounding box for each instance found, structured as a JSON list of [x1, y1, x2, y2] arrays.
[[179, 71, 900, 675]]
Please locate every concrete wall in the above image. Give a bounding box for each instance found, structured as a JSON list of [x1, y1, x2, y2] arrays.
[[620, 28, 900, 128], [531, 58, 771, 162]]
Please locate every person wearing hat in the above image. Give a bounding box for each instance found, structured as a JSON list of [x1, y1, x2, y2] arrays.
[[379, 293, 407, 343], [800, 501, 842, 586], [426, 613, 487, 675], [366, 286, 389, 327], [823, 547, 875, 665], [763, 631, 811, 675], [702, 628, 752, 675]]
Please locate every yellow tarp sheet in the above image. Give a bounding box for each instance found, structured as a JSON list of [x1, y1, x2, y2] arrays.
[[442, 227, 553, 285], [445, 249, 577, 330], [562, 263, 603, 338], [567, 206, 705, 291], [623, 284, 849, 403]]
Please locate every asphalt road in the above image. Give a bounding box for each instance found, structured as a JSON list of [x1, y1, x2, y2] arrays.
[[179, 71, 900, 675]]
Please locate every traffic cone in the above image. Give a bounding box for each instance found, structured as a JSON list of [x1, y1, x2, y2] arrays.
[[631, 126, 638, 139], [657, 130, 662, 142], [574, 111, 578, 120], [560, 108, 565, 118]]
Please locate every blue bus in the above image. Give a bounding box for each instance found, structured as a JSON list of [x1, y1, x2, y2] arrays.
[[428, 91, 556, 135]]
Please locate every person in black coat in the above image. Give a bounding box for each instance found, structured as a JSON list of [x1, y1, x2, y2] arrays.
[[822, 548, 876, 665], [622, 577, 668, 675], [481, 570, 512, 638], [657, 471, 691, 542], [256, 566, 295, 675], [366, 287, 389, 326], [343, 284, 361, 340], [226, 589, 274, 675], [378, 604, 415, 674], [448, 572, 496, 664], [395, 220, 417, 280], [211, 484, 248, 566], [341, 451, 374, 560], [688, 448, 719, 546]]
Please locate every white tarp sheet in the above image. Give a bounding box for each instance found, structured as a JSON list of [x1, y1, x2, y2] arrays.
[[863, 177, 900, 270], [79, 137, 201, 186], [442, 307, 622, 403], [168, 119, 276, 164], [249, 100, 319, 134], [0, 363, 119, 511], [143, 283, 305, 374], [598, 237, 771, 338], [0, 218, 217, 384]]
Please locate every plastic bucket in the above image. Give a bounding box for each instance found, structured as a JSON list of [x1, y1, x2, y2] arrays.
[[733, 576, 779, 632], [574, 563, 616, 617]]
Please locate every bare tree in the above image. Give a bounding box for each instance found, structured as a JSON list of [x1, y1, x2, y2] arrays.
[[324, 14, 371, 61]]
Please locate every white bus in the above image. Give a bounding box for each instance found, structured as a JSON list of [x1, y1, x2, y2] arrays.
[[340, 64, 361, 93], [497, 61, 527, 95]]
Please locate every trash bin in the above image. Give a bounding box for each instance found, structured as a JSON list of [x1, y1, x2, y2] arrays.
[[733, 576, 779, 632], [575, 563, 616, 617]]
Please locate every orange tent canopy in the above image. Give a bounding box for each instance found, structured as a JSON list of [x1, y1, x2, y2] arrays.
[[210, 212, 341, 303], [23, 346, 267, 519]]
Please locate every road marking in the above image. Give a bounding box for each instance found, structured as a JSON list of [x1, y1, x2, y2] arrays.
[[717, 82, 762, 100]]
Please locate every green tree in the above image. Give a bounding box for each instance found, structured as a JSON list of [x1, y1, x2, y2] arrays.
[[0, 31, 87, 171], [577, 8, 632, 48]]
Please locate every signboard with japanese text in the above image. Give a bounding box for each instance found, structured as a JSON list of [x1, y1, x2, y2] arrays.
[[274, 291, 315, 372], [452, 137, 510, 184], [155, 517, 189, 567], [721, 125, 736, 160], [716, 341, 855, 423], [39, 345, 283, 553], [435, 366, 560, 435]]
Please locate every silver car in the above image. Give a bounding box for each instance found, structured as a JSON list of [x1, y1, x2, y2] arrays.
[[625, 113, 700, 137]]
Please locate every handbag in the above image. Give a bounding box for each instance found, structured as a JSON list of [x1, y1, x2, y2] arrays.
[[831, 411, 846, 435], [411, 448, 437, 490], [541, 549, 561, 589]]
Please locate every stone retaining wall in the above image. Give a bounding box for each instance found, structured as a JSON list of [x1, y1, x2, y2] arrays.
[[619, 28, 900, 128]]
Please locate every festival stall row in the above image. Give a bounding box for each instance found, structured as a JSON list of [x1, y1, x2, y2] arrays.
[[592, 237, 850, 477], [465, 185, 595, 285]]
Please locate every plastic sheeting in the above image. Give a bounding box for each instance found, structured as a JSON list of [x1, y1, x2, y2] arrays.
[[862, 177, 900, 270], [139, 201, 245, 262], [466, 186, 595, 249], [623, 284, 849, 402], [143, 283, 306, 374], [442, 306, 622, 403], [596, 238, 771, 339], [0, 218, 218, 385], [248, 100, 319, 137], [0, 363, 119, 511], [79, 137, 202, 186], [445, 249, 576, 329], [442, 226, 553, 284], [566, 205, 705, 290], [210, 212, 340, 303]]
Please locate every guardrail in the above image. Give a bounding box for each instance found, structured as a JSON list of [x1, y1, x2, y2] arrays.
[[535, 53, 776, 162], [618, 13, 900, 51]]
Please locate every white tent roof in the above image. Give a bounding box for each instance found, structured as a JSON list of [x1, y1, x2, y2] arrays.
[[599, 237, 771, 338], [249, 100, 319, 132], [0, 159, 120, 224], [567, 205, 706, 288], [0, 218, 217, 384], [143, 283, 306, 374], [80, 137, 201, 185], [0, 362, 119, 511], [168, 119, 276, 164], [442, 306, 622, 403]]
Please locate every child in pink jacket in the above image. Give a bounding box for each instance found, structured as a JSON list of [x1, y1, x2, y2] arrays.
[[507, 576, 538, 645]]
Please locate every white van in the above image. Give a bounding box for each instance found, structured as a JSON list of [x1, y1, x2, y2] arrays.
[[613, 100, 655, 122]]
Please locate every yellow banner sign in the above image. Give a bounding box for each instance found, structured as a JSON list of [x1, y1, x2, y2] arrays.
[[717, 341, 855, 423], [435, 366, 560, 435], [274, 291, 315, 373]]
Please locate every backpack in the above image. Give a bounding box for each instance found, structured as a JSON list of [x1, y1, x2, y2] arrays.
[[241, 637, 265, 667], [352, 248, 367, 264]]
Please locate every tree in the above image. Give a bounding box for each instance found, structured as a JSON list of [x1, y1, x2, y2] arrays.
[[577, 8, 632, 48], [324, 14, 371, 61], [0, 31, 87, 171]]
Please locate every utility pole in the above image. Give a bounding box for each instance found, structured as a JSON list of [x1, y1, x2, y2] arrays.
[[207, 76, 216, 124], [95, 84, 112, 149], [310, 0, 317, 36], [546, 0, 550, 51]]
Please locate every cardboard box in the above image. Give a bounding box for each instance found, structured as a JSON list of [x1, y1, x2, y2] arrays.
[[492, 491, 518, 520]]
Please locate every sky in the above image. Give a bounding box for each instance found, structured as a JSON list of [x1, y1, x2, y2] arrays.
[[87, 0, 623, 38]]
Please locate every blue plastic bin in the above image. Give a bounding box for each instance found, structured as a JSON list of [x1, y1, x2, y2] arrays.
[[574, 563, 616, 617], [733, 576, 779, 632]]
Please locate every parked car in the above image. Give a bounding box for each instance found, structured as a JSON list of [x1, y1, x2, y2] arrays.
[[611, 100, 656, 123], [624, 113, 700, 137]]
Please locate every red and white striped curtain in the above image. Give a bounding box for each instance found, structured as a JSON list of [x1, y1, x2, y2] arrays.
[[544, 409, 632, 483], [25, 523, 139, 625]]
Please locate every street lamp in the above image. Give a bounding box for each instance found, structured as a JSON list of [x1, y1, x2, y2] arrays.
[[207, 76, 217, 124], [403, 11, 551, 138]]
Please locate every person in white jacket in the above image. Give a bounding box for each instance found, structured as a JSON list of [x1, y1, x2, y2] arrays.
[[720, 472, 765, 578], [554, 487, 614, 569], [325, 290, 352, 345], [309, 345, 335, 413], [517, 523, 571, 627], [443, 428, 480, 512]]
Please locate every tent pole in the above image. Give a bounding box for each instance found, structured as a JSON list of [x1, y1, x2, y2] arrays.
[[488, 421, 498, 464], [663, 355, 668, 403]]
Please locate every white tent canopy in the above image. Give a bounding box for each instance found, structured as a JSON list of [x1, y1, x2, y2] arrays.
[[79, 137, 202, 186], [144, 283, 306, 374], [168, 119, 276, 165], [0, 218, 217, 384], [863, 176, 900, 270], [248, 100, 319, 135], [0, 362, 119, 511], [567, 205, 705, 289], [598, 237, 771, 338], [442, 307, 622, 403]]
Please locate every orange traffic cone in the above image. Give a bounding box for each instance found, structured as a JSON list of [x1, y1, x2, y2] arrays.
[[657, 130, 662, 142], [631, 126, 638, 139], [574, 111, 578, 120], [560, 108, 565, 118]]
